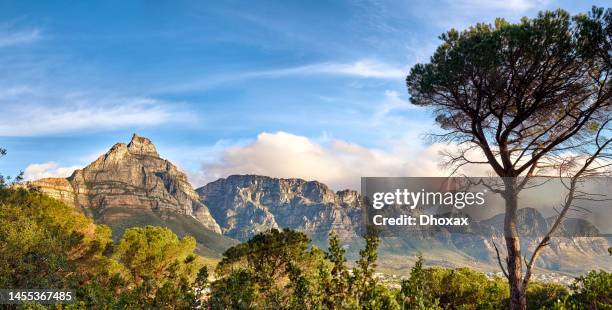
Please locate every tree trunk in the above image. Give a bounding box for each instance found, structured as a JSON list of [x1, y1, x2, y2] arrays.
[[504, 179, 527, 310]]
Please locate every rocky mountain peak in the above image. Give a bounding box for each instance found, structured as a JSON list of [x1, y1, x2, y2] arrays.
[[197, 174, 363, 242], [27, 134, 221, 234], [127, 133, 159, 157]]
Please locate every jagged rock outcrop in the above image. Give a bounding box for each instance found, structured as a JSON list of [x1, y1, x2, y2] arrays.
[[196, 175, 363, 242], [27, 134, 221, 234]]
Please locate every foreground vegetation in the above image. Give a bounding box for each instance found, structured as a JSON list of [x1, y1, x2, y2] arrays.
[[0, 187, 610, 309]]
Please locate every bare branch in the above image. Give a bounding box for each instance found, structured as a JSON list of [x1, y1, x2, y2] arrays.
[[493, 241, 509, 280]]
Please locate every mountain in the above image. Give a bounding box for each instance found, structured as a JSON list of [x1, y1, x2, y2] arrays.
[[196, 175, 363, 244], [26, 134, 236, 257], [25, 135, 610, 273], [197, 175, 611, 274], [480, 207, 550, 237]]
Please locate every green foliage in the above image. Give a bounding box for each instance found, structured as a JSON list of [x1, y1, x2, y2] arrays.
[[100, 206, 237, 257], [352, 227, 400, 310], [0, 148, 23, 188], [0, 187, 117, 289], [428, 267, 509, 309], [400, 254, 441, 310], [209, 227, 401, 309], [407, 7, 611, 117], [2, 186, 611, 309], [324, 232, 352, 307], [567, 270, 612, 309], [526, 282, 569, 310], [209, 269, 257, 309], [352, 226, 381, 307], [0, 187, 204, 309], [113, 225, 198, 285], [406, 7, 612, 309], [193, 265, 210, 308], [212, 228, 325, 309], [111, 226, 199, 307], [398, 256, 513, 310], [544, 270, 612, 309]]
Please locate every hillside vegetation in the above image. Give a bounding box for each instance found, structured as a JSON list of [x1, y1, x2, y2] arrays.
[[1, 187, 610, 309]]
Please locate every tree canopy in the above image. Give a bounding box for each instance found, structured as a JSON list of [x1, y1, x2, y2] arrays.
[[0, 187, 204, 309], [407, 8, 611, 178], [406, 7, 611, 310]]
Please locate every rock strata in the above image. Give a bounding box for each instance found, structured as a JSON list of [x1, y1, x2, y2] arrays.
[[28, 134, 221, 234], [197, 175, 363, 242]]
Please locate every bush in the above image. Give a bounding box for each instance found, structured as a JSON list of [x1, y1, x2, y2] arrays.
[[568, 270, 612, 309], [0, 187, 117, 289], [526, 282, 569, 310], [0, 187, 204, 309], [427, 267, 508, 310]]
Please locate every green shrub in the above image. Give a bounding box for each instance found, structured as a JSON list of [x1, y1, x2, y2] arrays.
[[526, 282, 569, 310]]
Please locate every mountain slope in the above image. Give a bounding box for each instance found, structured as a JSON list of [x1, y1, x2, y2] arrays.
[[27, 134, 236, 257]]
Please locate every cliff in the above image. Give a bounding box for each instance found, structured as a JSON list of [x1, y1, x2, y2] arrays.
[[27, 134, 221, 234], [197, 175, 363, 243]]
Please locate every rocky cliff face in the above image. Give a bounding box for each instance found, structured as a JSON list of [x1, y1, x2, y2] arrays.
[[196, 175, 363, 242], [28, 134, 221, 234]]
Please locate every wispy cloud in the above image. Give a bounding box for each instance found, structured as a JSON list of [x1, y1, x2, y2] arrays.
[[372, 90, 418, 122], [0, 95, 195, 137], [412, 0, 554, 32], [258, 59, 407, 79], [159, 58, 407, 94], [0, 28, 42, 47]]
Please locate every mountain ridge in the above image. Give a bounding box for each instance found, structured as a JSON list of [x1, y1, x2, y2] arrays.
[[26, 134, 235, 257], [25, 135, 611, 273], [196, 174, 363, 243]]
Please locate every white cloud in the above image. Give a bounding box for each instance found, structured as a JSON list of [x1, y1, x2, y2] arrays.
[[195, 131, 492, 190], [23, 162, 80, 181], [0, 28, 41, 47], [0, 96, 194, 137]]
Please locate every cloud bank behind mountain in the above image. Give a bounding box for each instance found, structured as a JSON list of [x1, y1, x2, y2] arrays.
[[191, 131, 492, 191]]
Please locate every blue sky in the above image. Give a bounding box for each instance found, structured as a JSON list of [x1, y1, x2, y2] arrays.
[[0, 0, 608, 190]]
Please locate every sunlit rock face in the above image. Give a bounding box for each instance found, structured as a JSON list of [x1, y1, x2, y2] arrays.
[[197, 175, 364, 243], [27, 134, 221, 234]]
